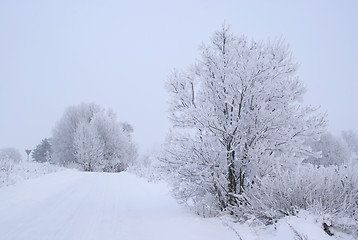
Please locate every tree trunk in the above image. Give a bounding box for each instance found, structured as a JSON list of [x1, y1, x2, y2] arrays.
[[238, 167, 245, 194], [227, 141, 237, 207]]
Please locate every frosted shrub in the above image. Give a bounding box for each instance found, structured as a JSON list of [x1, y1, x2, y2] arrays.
[[243, 164, 358, 235], [0, 156, 15, 185], [0, 160, 61, 187], [128, 154, 163, 182], [0, 148, 21, 185]]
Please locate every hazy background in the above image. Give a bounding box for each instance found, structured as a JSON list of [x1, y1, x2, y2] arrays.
[[1, 0, 357, 158]]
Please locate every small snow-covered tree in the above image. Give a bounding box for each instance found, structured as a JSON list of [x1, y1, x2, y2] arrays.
[[0, 148, 22, 163], [32, 138, 53, 163], [304, 132, 351, 166], [0, 148, 22, 184], [162, 25, 326, 214]]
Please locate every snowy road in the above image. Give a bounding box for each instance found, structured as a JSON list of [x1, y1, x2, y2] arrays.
[[0, 170, 238, 240]]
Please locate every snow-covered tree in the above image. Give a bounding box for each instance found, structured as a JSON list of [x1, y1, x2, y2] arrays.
[[90, 112, 137, 172], [52, 103, 101, 165], [342, 130, 358, 155], [52, 103, 137, 171], [32, 138, 53, 163], [74, 121, 104, 171], [162, 25, 326, 214], [304, 132, 351, 166]]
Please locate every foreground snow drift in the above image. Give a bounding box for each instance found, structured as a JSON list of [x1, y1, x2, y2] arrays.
[[0, 170, 353, 240]]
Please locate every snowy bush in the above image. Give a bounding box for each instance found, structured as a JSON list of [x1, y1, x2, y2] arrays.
[[0, 160, 61, 187], [128, 154, 163, 182], [0, 155, 15, 185], [243, 164, 358, 236], [0, 148, 22, 184]]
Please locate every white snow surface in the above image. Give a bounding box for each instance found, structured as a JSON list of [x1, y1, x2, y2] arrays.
[[0, 170, 353, 240]]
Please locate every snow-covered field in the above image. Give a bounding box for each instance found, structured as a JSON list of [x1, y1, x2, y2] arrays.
[[0, 170, 353, 240]]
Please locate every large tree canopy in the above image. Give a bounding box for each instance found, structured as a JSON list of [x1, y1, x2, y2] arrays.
[[162, 26, 326, 214]]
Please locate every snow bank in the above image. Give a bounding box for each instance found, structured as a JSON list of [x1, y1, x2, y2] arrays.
[[220, 210, 356, 240]]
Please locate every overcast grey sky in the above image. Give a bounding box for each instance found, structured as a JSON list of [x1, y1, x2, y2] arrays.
[[1, 0, 357, 158]]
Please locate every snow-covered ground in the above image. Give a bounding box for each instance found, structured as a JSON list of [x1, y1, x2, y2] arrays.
[[0, 170, 353, 240]]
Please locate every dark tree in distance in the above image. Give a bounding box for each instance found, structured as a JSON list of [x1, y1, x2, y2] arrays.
[[32, 138, 53, 163]]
